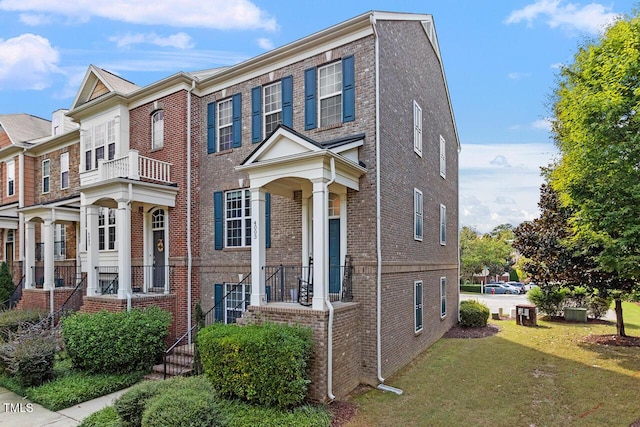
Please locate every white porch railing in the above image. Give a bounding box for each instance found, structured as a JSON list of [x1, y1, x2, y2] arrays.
[[99, 150, 172, 183]]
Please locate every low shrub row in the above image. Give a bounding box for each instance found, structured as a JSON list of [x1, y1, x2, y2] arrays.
[[0, 309, 47, 341], [527, 286, 613, 318], [0, 325, 57, 387], [81, 376, 332, 427], [198, 322, 313, 409]]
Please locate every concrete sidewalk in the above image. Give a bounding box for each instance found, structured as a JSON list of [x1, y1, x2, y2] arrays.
[[0, 386, 130, 427]]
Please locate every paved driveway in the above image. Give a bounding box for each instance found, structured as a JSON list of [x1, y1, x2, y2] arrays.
[[460, 292, 529, 315]]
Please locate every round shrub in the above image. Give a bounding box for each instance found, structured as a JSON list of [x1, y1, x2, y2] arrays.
[[459, 300, 490, 327], [527, 285, 568, 317], [0, 327, 57, 387], [114, 379, 166, 427], [78, 406, 122, 427], [588, 294, 613, 319], [141, 376, 224, 427], [61, 307, 172, 374]]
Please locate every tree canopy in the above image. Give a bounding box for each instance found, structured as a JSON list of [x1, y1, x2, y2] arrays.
[[460, 225, 513, 283], [550, 12, 640, 335]]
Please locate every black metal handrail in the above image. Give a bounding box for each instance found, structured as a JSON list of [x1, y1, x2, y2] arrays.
[[96, 266, 118, 295], [131, 265, 172, 293], [163, 273, 251, 379], [264, 264, 313, 303], [1, 275, 24, 310]]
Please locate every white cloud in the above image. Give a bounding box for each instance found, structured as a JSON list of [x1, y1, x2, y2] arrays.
[[531, 118, 552, 131], [505, 0, 621, 35], [0, 0, 278, 31], [460, 142, 558, 233], [19, 13, 51, 25], [508, 72, 531, 80], [0, 33, 60, 90], [109, 32, 194, 49], [257, 37, 274, 50]]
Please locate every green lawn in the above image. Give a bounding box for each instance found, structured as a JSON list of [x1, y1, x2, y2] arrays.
[[347, 302, 640, 427]]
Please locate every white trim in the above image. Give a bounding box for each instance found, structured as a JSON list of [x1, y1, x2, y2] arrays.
[[60, 152, 69, 189], [41, 159, 50, 194], [318, 61, 343, 128], [413, 101, 422, 157], [440, 204, 446, 246], [440, 276, 447, 319], [263, 80, 282, 136], [439, 134, 446, 179], [414, 188, 423, 241]]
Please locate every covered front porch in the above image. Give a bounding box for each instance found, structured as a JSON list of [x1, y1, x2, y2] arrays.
[[236, 125, 366, 311]]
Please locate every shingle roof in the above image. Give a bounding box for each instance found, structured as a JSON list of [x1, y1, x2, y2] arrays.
[[0, 114, 50, 144]]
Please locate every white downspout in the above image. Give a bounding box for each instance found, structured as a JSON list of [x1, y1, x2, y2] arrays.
[[187, 79, 195, 343], [371, 14, 403, 396], [325, 156, 336, 401], [127, 183, 133, 312]]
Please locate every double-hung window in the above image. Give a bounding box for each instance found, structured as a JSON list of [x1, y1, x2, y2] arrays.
[[415, 280, 423, 332], [42, 159, 50, 194], [414, 189, 423, 241], [94, 123, 106, 169], [319, 62, 343, 127], [440, 204, 446, 245], [152, 110, 164, 149], [217, 99, 233, 152], [6, 160, 14, 196], [98, 208, 116, 251], [60, 153, 69, 189], [440, 277, 447, 318], [414, 101, 422, 156], [264, 82, 282, 136], [225, 189, 251, 247], [54, 224, 66, 260], [305, 56, 354, 130]]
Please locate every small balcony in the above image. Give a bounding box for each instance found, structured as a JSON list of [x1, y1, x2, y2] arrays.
[[81, 150, 172, 186]]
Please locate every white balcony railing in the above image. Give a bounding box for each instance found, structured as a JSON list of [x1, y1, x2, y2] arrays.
[[99, 150, 172, 183]]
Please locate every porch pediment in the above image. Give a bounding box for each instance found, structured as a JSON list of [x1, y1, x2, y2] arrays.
[[236, 125, 367, 196], [82, 179, 178, 207]]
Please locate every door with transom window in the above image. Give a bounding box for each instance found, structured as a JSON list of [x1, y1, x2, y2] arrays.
[[152, 209, 165, 289]]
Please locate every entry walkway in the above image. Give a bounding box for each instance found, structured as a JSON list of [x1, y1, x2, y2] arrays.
[[0, 386, 130, 426]]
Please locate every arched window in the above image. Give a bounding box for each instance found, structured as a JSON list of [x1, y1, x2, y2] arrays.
[[152, 110, 164, 149], [152, 209, 165, 230]]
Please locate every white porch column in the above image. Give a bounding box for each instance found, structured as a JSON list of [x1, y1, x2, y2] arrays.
[[24, 222, 35, 288], [311, 178, 328, 310], [43, 219, 54, 290], [86, 206, 99, 296], [250, 187, 266, 306], [116, 200, 131, 299]]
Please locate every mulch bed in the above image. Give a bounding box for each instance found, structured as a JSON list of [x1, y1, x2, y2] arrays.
[[329, 400, 359, 427], [443, 323, 501, 338]]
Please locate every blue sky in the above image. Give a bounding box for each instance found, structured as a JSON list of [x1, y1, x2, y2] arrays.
[[0, 0, 636, 232]]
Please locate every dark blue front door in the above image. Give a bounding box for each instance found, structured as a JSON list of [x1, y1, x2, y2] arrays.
[[329, 219, 340, 294]]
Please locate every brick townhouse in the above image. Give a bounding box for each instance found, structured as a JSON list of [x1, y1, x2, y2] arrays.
[[5, 11, 459, 402]]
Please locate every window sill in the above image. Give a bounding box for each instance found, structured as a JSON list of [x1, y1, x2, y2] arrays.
[[414, 328, 423, 336], [221, 246, 251, 252], [150, 146, 164, 153], [214, 149, 234, 156], [316, 122, 343, 132]]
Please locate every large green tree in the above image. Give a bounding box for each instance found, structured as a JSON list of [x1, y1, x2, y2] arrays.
[[460, 225, 512, 284], [551, 12, 640, 335]]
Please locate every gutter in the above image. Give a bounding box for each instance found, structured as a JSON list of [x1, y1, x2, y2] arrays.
[[187, 79, 195, 343], [371, 13, 403, 396]]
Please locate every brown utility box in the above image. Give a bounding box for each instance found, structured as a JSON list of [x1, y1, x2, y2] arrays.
[[515, 304, 537, 326]]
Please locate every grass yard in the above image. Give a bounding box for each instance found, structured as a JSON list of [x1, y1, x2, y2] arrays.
[[346, 302, 640, 427]]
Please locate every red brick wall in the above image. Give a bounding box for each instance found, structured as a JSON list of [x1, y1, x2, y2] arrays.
[[17, 288, 77, 312]]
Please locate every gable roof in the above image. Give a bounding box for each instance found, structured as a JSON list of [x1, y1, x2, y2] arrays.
[[70, 65, 140, 111], [0, 114, 50, 145]]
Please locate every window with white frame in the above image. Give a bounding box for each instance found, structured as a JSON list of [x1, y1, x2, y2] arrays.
[[319, 62, 342, 127], [98, 208, 116, 251], [264, 82, 282, 136], [84, 120, 116, 171], [42, 159, 50, 194], [225, 189, 251, 247], [152, 110, 164, 149], [217, 98, 233, 152], [440, 204, 446, 245], [225, 282, 251, 323], [54, 224, 66, 260], [415, 280, 423, 332], [414, 101, 422, 156], [60, 152, 69, 189], [440, 277, 447, 318], [6, 160, 14, 196], [440, 135, 446, 178], [414, 189, 423, 241]]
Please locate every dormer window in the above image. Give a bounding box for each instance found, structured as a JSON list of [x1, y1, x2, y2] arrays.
[[84, 119, 116, 171], [152, 110, 164, 149]]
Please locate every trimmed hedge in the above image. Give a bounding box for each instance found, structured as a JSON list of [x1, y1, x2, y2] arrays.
[[114, 379, 165, 427], [460, 284, 482, 293], [61, 307, 172, 374], [78, 406, 122, 427], [199, 322, 313, 408], [459, 300, 490, 327], [141, 376, 223, 427]]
